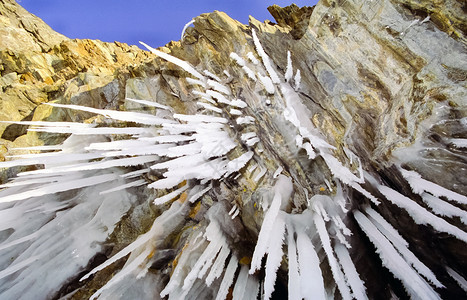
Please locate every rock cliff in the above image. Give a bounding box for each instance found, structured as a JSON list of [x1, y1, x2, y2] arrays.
[[0, 0, 466, 299]]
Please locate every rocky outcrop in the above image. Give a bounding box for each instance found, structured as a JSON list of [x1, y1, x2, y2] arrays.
[[0, 0, 466, 299], [0, 0, 156, 164]]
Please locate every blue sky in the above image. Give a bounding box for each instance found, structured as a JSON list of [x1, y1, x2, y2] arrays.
[[17, 0, 318, 48]]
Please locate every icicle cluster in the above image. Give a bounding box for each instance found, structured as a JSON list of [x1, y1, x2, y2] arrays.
[[0, 27, 466, 300]]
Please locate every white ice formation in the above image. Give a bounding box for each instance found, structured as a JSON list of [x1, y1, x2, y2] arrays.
[[0, 27, 466, 300]]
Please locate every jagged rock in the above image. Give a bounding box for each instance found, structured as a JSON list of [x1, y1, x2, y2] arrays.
[[0, 0, 466, 300], [267, 4, 314, 39]]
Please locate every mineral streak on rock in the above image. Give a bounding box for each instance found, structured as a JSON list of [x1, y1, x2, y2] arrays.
[[0, 0, 466, 299]]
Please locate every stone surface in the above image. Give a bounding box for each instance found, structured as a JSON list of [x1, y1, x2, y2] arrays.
[[0, 0, 466, 299]]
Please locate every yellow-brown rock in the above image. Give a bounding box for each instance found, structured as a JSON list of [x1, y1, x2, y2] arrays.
[[0, 0, 466, 299]]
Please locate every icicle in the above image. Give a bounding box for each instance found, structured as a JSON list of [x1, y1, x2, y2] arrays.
[[313, 200, 330, 222], [193, 90, 215, 103], [0, 173, 118, 203], [446, 267, 467, 292], [27, 125, 148, 136], [273, 166, 283, 178], [81, 226, 154, 281], [140, 41, 205, 80], [285, 51, 293, 82], [294, 69, 301, 90], [21, 155, 160, 176], [378, 185, 467, 243], [313, 212, 352, 300], [228, 204, 237, 216], [244, 274, 260, 300], [99, 179, 146, 195], [321, 152, 363, 185], [174, 113, 227, 124], [258, 74, 275, 94], [364, 207, 408, 247], [250, 175, 293, 274], [353, 210, 440, 300], [120, 168, 150, 179], [230, 99, 248, 108], [198, 101, 223, 113], [350, 182, 380, 205], [0, 255, 41, 281], [47, 103, 174, 125], [206, 244, 230, 286], [231, 207, 240, 219], [142, 134, 195, 144], [0, 152, 103, 169], [421, 193, 467, 224], [253, 168, 267, 183], [181, 19, 195, 39], [203, 70, 222, 82], [286, 219, 301, 300], [160, 230, 205, 298], [295, 227, 326, 300], [187, 185, 211, 203], [364, 208, 444, 288], [206, 90, 232, 105], [302, 142, 316, 159], [153, 184, 188, 205], [247, 52, 259, 65], [230, 52, 246, 66], [263, 212, 286, 300], [125, 98, 173, 111], [335, 229, 351, 248], [208, 79, 231, 95], [400, 168, 467, 205], [331, 216, 351, 236], [246, 137, 260, 147], [147, 176, 185, 190], [89, 248, 153, 300], [225, 151, 254, 176], [85, 139, 150, 151], [250, 191, 282, 273], [236, 116, 255, 125], [232, 265, 250, 300], [242, 66, 257, 81], [229, 108, 242, 115], [420, 15, 431, 24], [215, 255, 239, 300], [251, 29, 280, 84], [334, 244, 368, 300], [182, 225, 224, 293], [186, 77, 207, 88]]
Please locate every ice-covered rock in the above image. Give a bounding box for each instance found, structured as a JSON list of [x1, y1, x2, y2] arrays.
[[0, 0, 466, 299]]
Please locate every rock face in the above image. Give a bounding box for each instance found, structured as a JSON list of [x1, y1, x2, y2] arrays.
[[0, 0, 466, 299]]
